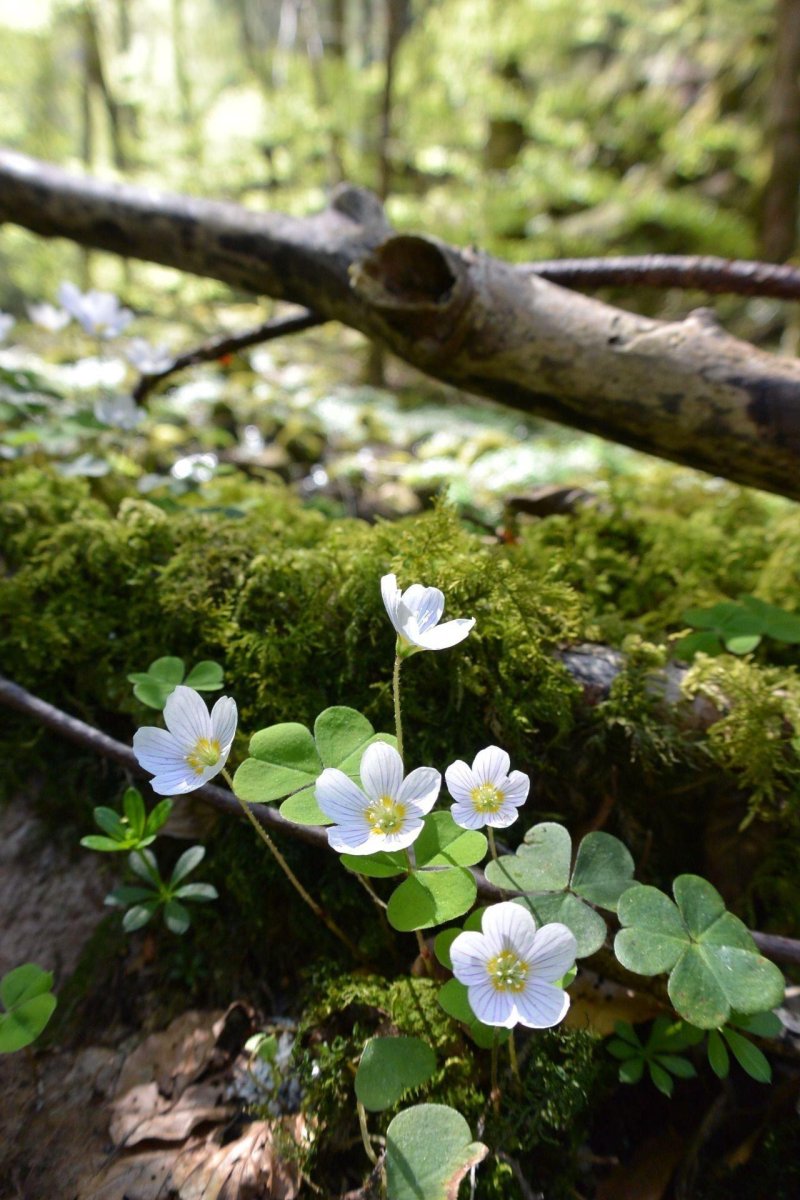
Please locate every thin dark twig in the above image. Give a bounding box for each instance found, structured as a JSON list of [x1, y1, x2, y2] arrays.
[[1, 673, 797, 969], [132, 308, 327, 403], [519, 254, 800, 300]]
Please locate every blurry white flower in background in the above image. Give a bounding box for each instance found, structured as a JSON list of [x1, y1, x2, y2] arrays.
[[125, 338, 174, 374], [0, 313, 16, 343], [58, 281, 134, 338], [27, 301, 70, 332], [171, 452, 218, 483], [94, 392, 143, 430]]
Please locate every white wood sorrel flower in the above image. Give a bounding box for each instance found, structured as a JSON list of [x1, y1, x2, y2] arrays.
[[133, 685, 237, 795], [315, 741, 440, 855], [381, 573, 475, 653], [445, 746, 529, 830], [450, 901, 576, 1028]]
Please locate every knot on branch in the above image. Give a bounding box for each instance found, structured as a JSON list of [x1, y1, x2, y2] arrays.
[[328, 184, 390, 234]]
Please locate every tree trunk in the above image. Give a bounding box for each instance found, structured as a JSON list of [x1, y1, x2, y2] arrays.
[[2, 148, 800, 499]]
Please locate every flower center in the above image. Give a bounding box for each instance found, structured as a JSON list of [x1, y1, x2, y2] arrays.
[[186, 737, 221, 774], [366, 795, 407, 835], [471, 782, 504, 813], [487, 949, 529, 993]]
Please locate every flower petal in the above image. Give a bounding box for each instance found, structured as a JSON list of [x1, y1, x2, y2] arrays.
[[481, 901, 538, 958], [450, 931, 490, 985], [502, 770, 530, 807], [397, 766, 441, 813], [472, 746, 510, 786], [514, 979, 570, 1028], [450, 802, 490, 830], [327, 822, 374, 854], [381, 573, 403, 635], [413, 618, 475, 651], [360, 741, 404, 800], [467, 981, 516, 1027], [444, 759, 475, 804], [210, 696, 238, 750], [149, 764, 208, 795], [481, 803, 523, 829], [528, 923, 577, 983], [315, 768, 369, 823], [163, 686, 212, 750], [133, 726, 182, 774], [400, 585, 445, 633]]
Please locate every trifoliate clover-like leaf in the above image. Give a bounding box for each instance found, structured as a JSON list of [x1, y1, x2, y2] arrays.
[[0, 964, 57, 1054], [232, 707, 396, 825], [127, 656, 224, 709], [615, 876, 785, 1028], [387, 868, 477, 931], [355, 1036, 437, 1111], [385, 1105, 487, 1200], [484, 823, 637, 956]]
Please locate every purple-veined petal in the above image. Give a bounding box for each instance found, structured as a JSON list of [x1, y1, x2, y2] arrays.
[[472, 746, 510, 785], [360, 741, 404, 800], [315, 768, 368, 823], [397, 766, 441, 812], [482, 803, 523, 829], [210, 696, 238, 750], [444, 759, 476, 804], [380, 573, 403, 635], [404, 586, 445, 633], [414, 618, 475, 651], [450, 802, 490, 830], [327, 821, 374, 854], [450, 931, 491, 985], [372, 817, 424, 853], [133, 726, 182, 774], [481, 901, 538, 958], [502, 770, 530, 807], [528, 923, 577, 982], [149, 765, 205, 795], [514, 978, 570, 1028], [467, 981, 516, 1027], [163, 686, 212, 750]]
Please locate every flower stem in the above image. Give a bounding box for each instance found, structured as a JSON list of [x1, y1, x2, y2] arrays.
[[357, 1099, 378, 1166], [490, 1031, 500, 1113], [220, 768, 366, 962], [392, 653, 404, 763], [508, 1029, 520, 1084], [487, 828, 499, 862]]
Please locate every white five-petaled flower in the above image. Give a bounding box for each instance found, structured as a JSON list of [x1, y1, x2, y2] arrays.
[[315, 741, 440, 855], [27, 301, 70, 332], [445, 746, 529, 830], [450, 901, 576, 1029], [380, 573, 475, 653], [0, 313, 15, 343], [133, 685, 237, 795], [58, 281, 134, 338]]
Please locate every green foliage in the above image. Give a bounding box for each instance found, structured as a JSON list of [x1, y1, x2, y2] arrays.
[[385, 1104, 487, 1200], [677, 596, 800, 660], [128, 656, 224, 709], [0, 964, 57, 1053], [485, 823, 636, 956], [105, 845, 218, 935], [615, 875, 785, 1027], [80, 788, 172, 852], [608, 1016, 703, 1095], [355, 1037, 437, 1112]]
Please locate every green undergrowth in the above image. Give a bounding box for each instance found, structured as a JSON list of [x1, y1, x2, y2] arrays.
[[2, 463, 800, 930], [293, 969, 605, 1198]]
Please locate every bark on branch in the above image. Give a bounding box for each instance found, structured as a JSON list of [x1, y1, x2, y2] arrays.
[[3, 148, 800, 498]]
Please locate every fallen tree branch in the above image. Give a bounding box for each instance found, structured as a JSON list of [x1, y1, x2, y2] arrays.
[[523, 254, 800, 300], [1, 672, 796, 968], [2, 149, 800, 498], [132, 307, 326, 403]]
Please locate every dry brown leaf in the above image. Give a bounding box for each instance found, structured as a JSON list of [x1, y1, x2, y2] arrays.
[[595, 1128, 685, 1200], [172, 1118, 304, 1200], [76, 1146, 177, 1200], [116, 1009, 225, 1098], [564, 970, 664, 1037], [110, 1081, 233, 1147]]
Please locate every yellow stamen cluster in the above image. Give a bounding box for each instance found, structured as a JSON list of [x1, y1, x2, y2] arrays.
[[186, 737, 222, 775], [366, 795, 407, 835], [487, 949, 529, 993], [470, 782, 504, 813]]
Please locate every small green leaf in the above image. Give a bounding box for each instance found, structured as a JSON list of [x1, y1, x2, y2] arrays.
[[81, 834, 148, 853], [170, 845, 205, 886], [571, 831, 637, 912], [413, 812, 487, 869], [729, 1010, 782, 1038], [164, 900, 191, 934], [122, 902, 158, 932], [434, 928, 461, 970], [145, 798, 173, 836], [183, 660, 224, 690], [279, 786, 331, 825], [131, 677, 171, 709], [340, 850, 407, 878], [0, 964, 54, 1010], [615, 886, 689, 975], [385, 1105, 487, 1200], [355, 1036, 437, 1111], [673, 875, 726, 939], [148, 656, 185, 684], [656, 1054, 696, 1079], [314, 706, 376, 770], [613, 1020, 643, 1047], [742, 596, 800, 644], [484, 822, 571, 893], [618, 1057, 644, 1084], [722, 1027, 772, 1083], [707, 1029, 729, 1078], [123, 788, 147, 835], [92, 807, 127, 840], [234, 723, 321, 804], [517, 891, 607, 957], [675, 631, 723, 660], [105, 885, 156, 906], [725, 634, 761, 655], [387, 868, 477, 931], [648, 1061, 674, 1096], [0, 994, 57, 1053], [607, 1040, 642, 1060], [173, 882, 218, 902]]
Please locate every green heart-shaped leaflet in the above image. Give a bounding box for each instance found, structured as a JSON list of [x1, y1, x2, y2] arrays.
[[385, 1104, 487, 1200], [0, 964, 57, 1054], [355, 1036, 437, 1111], [615, 875, 785, 1028], [484, 823, 636, 956], [387, 868, 477, 931], [232, 706, 396, 825]]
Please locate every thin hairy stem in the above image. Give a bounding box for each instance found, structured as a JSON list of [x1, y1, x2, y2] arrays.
[[392, 653, 404, 762]]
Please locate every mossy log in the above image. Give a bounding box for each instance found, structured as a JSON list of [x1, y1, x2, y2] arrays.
[[2, 148, 800, 499]]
